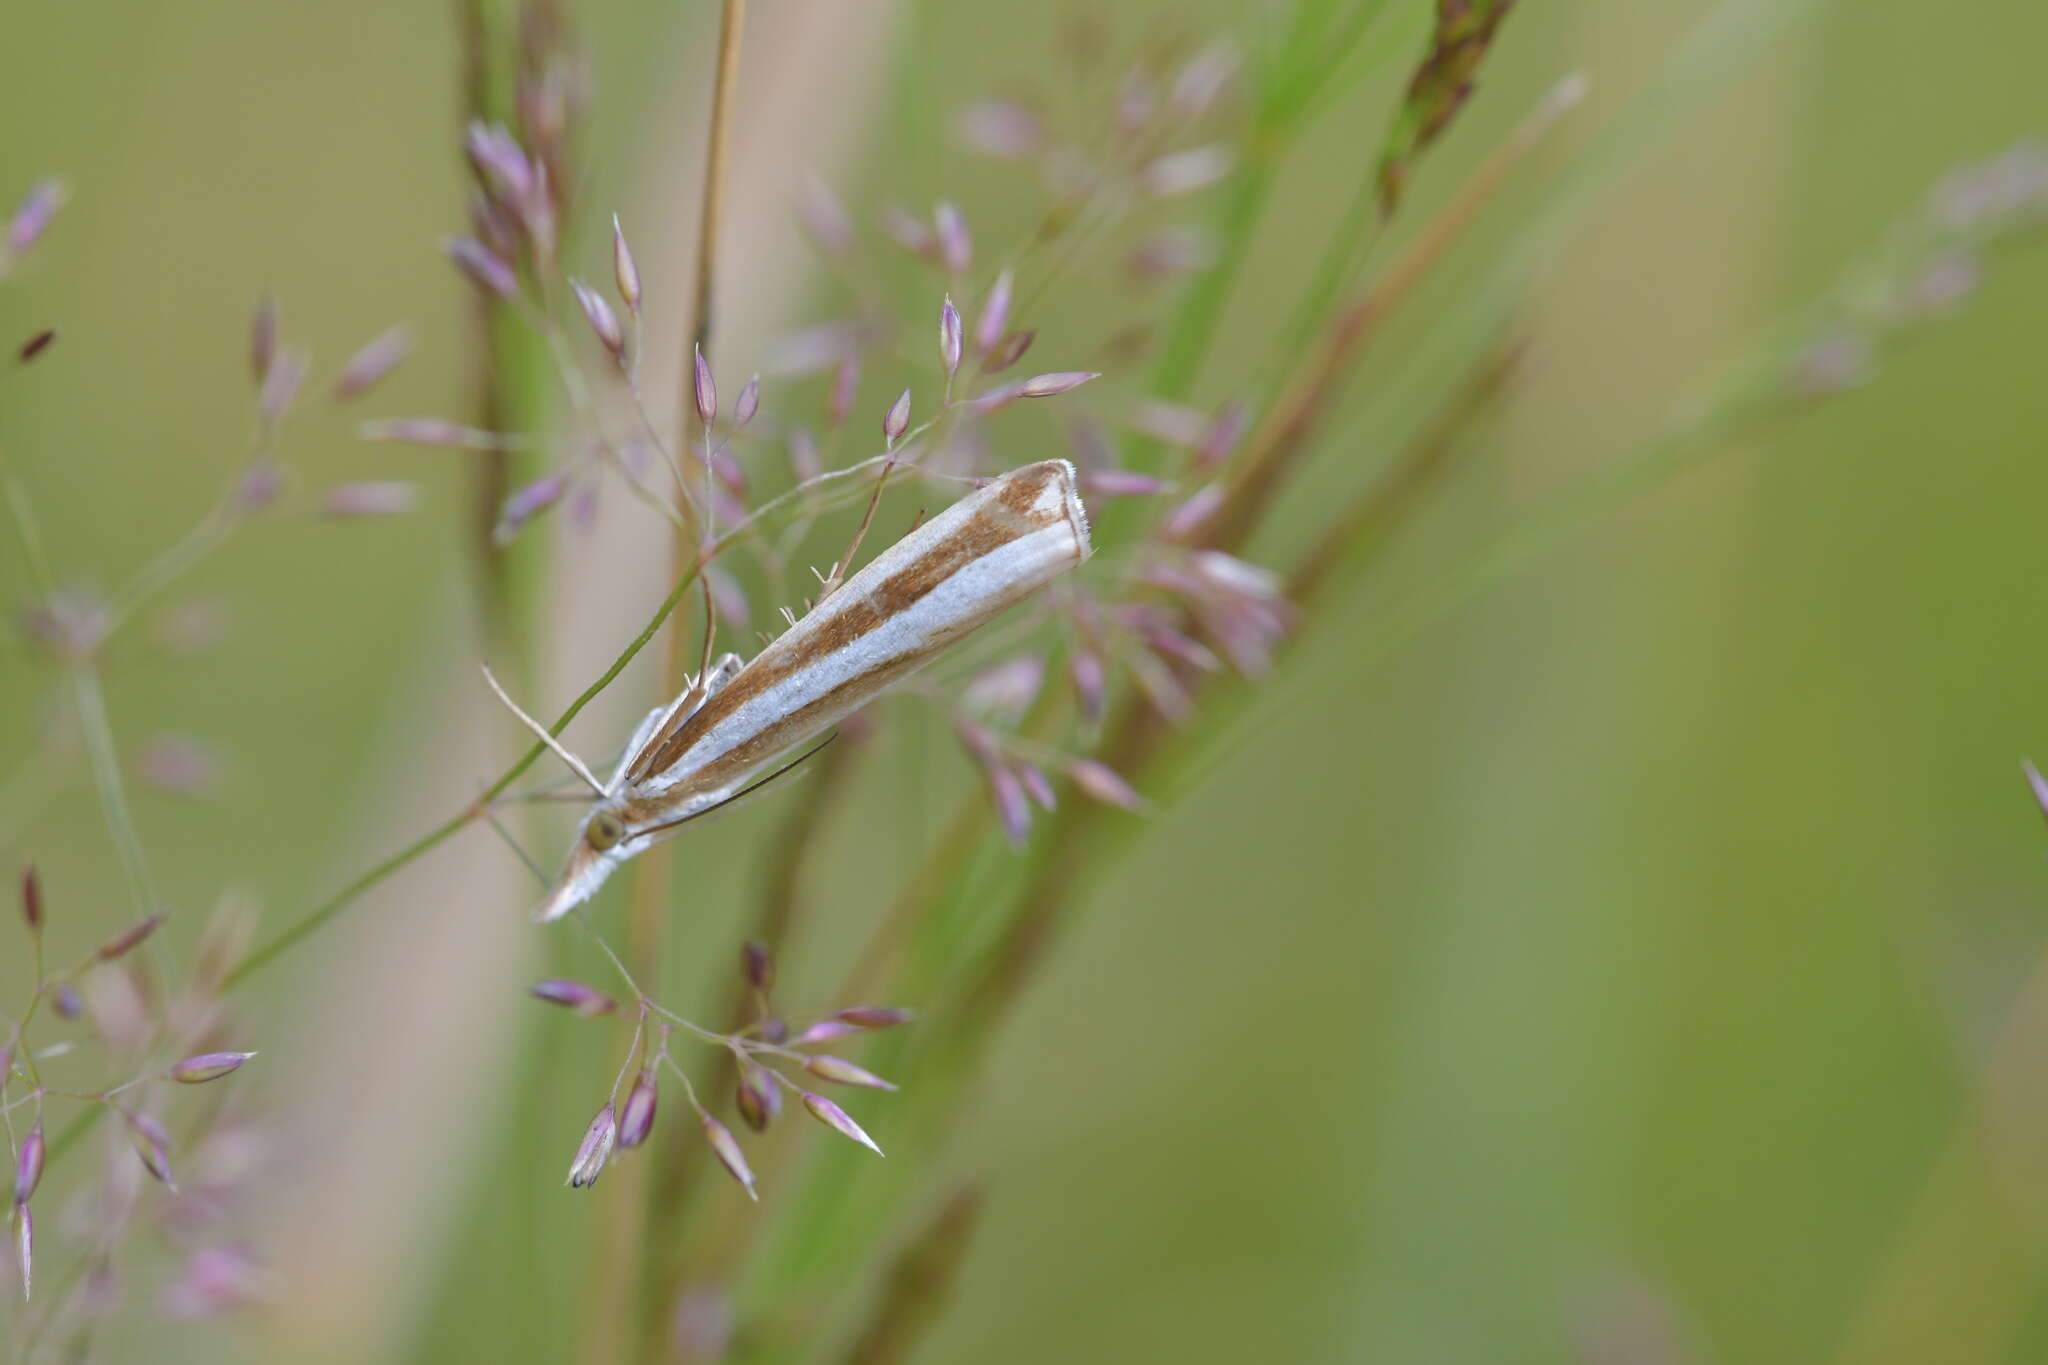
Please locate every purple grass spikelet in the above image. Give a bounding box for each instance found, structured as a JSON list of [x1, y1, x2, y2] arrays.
[[827, 353, 860, 428], [735, 1064, 777, 1133], [693, 345, 717, 426], [19, 866, 40, 933], [322, 482, 418, 519], [258, 347, 309, 424], [1020, 371, 1099, 398], [331, 326, 411, 400], [13, 1203, 29, 1300], [5, 179, 66, 258], [800, 1091, 884, 1156], [734, 375, 760, 428], [571, 280, 625, 362], [170, 1051, 257, 1084], [611, 214, 642, 315], [529, 978, 617, 1017], [884, 388, 912, 447], [982, 330, 1036, 374], [802, 1056, 898, 1092], [52, 986, 81, 1019], [125, 1111, 176, 1189], [618, 1071, 658, 1149], [700, 1113, 757, 1200], [17, 329, 55, 364], [1139, 144, 1234, 198], [566, 1104, 617, 1188], [934, 201, 972, 275], [742, 940, 774, 991], [249, 297, 278, 385], [957, 100, 1044, 161], [14, 1122, 44, 1205], [493, 472, 570, 544], [444, 236, 519, 298], [1067, 759, 1149, 812], [975, 269, 1013, 354], [96, 913, 163, 962], [939, 295, 963, 379]]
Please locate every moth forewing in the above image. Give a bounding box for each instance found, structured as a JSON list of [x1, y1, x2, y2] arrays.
[[533, 459, 1091, 922]]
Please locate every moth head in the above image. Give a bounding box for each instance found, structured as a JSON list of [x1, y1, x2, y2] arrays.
[[584, 809, 627, 852]]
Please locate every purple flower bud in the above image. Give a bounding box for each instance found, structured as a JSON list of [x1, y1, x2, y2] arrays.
[[1130, 399, 1209, 447], [881, 205, 937, 261], [1162, 483, 1224, 541], [791, 1019, 860, 1045], [1144, 627, 1222, 672], [169, 1051, 256, 1084], [13, 1202, 30, 1300], [798, 174, 854, 256], [160, 1243, 257, 1319], [14, 1122, 44, 1205], [802, 1055, 898, 1091], [20, 866, 40, 933], [492, 472, 570, 545], [989, 765, 1032, 847], [1068, 649, 1107, 728], [322, 482, 418, 519], [610, 214, 642, 316], [883, 389, 912, 446], [331, 326, 411, 401], [982, 330, 1036, 375], [963, 655, 1046, 724], [1081, 469, 1165, 497], [827, 354, 860, 428], [125, 1111, 175, 1189], [2028, 761, 2048, 827], [618, 1071, 658, 1149], [528, 978, 617, 1018], [359, 418, 516, 450], [1169, 42, 1239, 118], [443, 236, 519, 299], [957, 100, 1044, 161], [257, 347, 309, 424], [836, 1006, 914, 1030], [464, 121, 535, 202], [1067, 759, 1148, 812], [693, 345, 717, 427], [1019, 371, 1099, 398], [800, 1091, 884, 1156], [6, 179, 66, 257], [758, 1015, 789, 1045], [1020, 763, 1058, 811], [52, 985, 81, 1020], [735, 1062, 778, 1132], [566, 1104, 617, 1188], [733, 375, 760, 428], [742, 940, 774, 990], [96, 913, 163, 962], [788, 426, 822, 483], [934, 201, 972, 275], [248, 297, 278, 385], [572, 280, 625, 361], [17, 329, 55, 365], [139, 735, 224, 797], [1139, 145, 1234, 198], [700, 1113, 757, 1200], [1195, 402, 1250, 468], [1129, 228, 1218, 280], [939, 296, 962, 379], [1117, 71, 1159, 133], [673, 1285, 734, 1357], [974, 270, 1013, 355]]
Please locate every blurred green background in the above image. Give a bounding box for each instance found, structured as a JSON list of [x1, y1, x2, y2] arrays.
[[6, 1, 2048, 1362]]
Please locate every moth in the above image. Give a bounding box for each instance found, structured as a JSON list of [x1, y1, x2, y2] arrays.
[[496, 459, 1092, 922]]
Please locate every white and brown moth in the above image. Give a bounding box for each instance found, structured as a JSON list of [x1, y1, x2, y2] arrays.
[[502, 459, 1091, 922]]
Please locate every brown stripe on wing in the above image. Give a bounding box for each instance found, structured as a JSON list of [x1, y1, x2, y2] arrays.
[[627, 465, 1070, 784]]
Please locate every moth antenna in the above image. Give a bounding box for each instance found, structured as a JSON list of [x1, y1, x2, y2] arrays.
[[480, 665, 609, 799], [482, 806, 553, 887], [637, 734, 840, 838]]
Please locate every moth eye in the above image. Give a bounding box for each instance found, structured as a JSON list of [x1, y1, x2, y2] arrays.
[[586, 812, 626, 852]]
